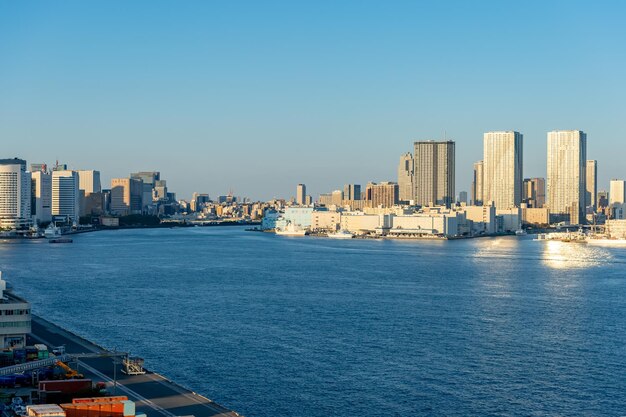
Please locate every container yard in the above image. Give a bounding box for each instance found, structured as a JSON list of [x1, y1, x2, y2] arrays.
[[0, 315, 240, 417]]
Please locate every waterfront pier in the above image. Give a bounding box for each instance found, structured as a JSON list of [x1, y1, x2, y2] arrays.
[[28, 315, 240, 417]]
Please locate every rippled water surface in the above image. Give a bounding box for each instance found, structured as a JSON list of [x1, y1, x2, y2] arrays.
[[2, 227, 626, 416]]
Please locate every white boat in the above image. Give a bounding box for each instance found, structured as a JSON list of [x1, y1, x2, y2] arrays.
[[44, 224, 62, 239], [515, 229, 527, 236], [275, 224, 306, 236], [327, 230, 354, 239]]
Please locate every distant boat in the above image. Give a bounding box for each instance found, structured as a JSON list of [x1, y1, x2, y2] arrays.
[[49, 237, 73, 244], [275, 224, 306, 236], [515, 229, 527, 236], [44, 224, 62, 239], [327, 230, 354, 239]]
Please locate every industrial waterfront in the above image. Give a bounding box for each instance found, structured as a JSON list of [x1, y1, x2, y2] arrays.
[[2, 226, 626, 416]]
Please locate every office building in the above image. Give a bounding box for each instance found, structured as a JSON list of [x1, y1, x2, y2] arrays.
[[471, 161, 484, 206], [343, 184, 361, 201], [458, 191, 468, 205], [77, 170, 102, 217], [523, 178, 546, 208], [483, 131, 523, 209], [191, 193, 210, 212], [131, 171, 160, 208], [598, 190, 609, 210], [331, 190, 344, 206], [31, 170, 52, 225], [296, 184, 306, 205], [586, 160, 598, 211], [610, 179, 626, 219], [77, 170, 101, 194], [547, 130, 587, 224], [0, 158, 31, 229], [52, 170, 80, 224], [366, 182, 399, 208], [110, 178, 143, 215], [30, 163, 47, 173], [397, 153, 414, 202], [154, 180, 168, 201], [609, 180, 625, 206], [413, 141, 455, 207]]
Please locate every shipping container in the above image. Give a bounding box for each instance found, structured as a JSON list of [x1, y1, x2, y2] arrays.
[[27, 404, 66, 417], [39, 379, 93, 394], [72, 397, 128, 404]]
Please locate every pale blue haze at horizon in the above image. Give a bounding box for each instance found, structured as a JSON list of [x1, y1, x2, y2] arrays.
[[1, 1, 624, 200]]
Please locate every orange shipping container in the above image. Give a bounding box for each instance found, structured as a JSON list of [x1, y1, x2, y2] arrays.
[[72, 397, 128, 404]]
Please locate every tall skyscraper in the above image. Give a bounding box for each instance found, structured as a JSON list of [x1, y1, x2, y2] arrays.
[[483, 131, 523, 209], [31, 170, 52, 225], [0, 158, 32, 229], [523, 178, 546, 208], [52, 170, 80, 224], [471, 161, 484, 206], [547, 130, 587, 224], [296, 184, 306, 205], [458, 191, 468, 205], [397, 153, 414, 202], [343, 184, 361, 201], [585, 160, 597, 211], [413, 141, 455, 207]]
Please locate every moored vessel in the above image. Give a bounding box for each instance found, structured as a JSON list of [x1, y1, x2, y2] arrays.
[[327, 230, 354, 239]]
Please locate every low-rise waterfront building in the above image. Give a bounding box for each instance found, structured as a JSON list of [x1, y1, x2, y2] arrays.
[[606, 220, 626, 239], [522, 207, 550, 228], [461, 205, 497, 235], [311, 210, 341, 232], [0, 272, 31, 349], [496, 208, 522, 232]]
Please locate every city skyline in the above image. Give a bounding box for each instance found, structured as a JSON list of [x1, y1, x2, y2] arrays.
[[2, 2, 626, 200]]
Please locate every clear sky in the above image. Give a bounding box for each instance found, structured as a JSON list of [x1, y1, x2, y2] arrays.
[[1, 1, 625, 201]]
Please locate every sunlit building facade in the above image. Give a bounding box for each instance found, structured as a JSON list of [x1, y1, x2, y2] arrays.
[[413, 141, 455, 207], [483, 131, 523, 209], [547, 130, 587, 224]]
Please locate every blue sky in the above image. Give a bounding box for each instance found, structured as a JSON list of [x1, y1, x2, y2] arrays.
[[1, 1, 625, 201]]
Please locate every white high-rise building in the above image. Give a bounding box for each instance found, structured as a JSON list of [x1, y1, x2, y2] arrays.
[[397, 153, 414, 203], [0, 158, 32, 229], [31, 170, 52, 225], [77, 170, 101, 194], [547, 130, 587, 224], [609, 180, 625, 206], [609, 179, 625, 219], [483, 131, 523, 209], [585, 160, 597, 211], [413, 141, 455, 208], [52, 170, 80, 224], [296, 184, 306, 205]]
